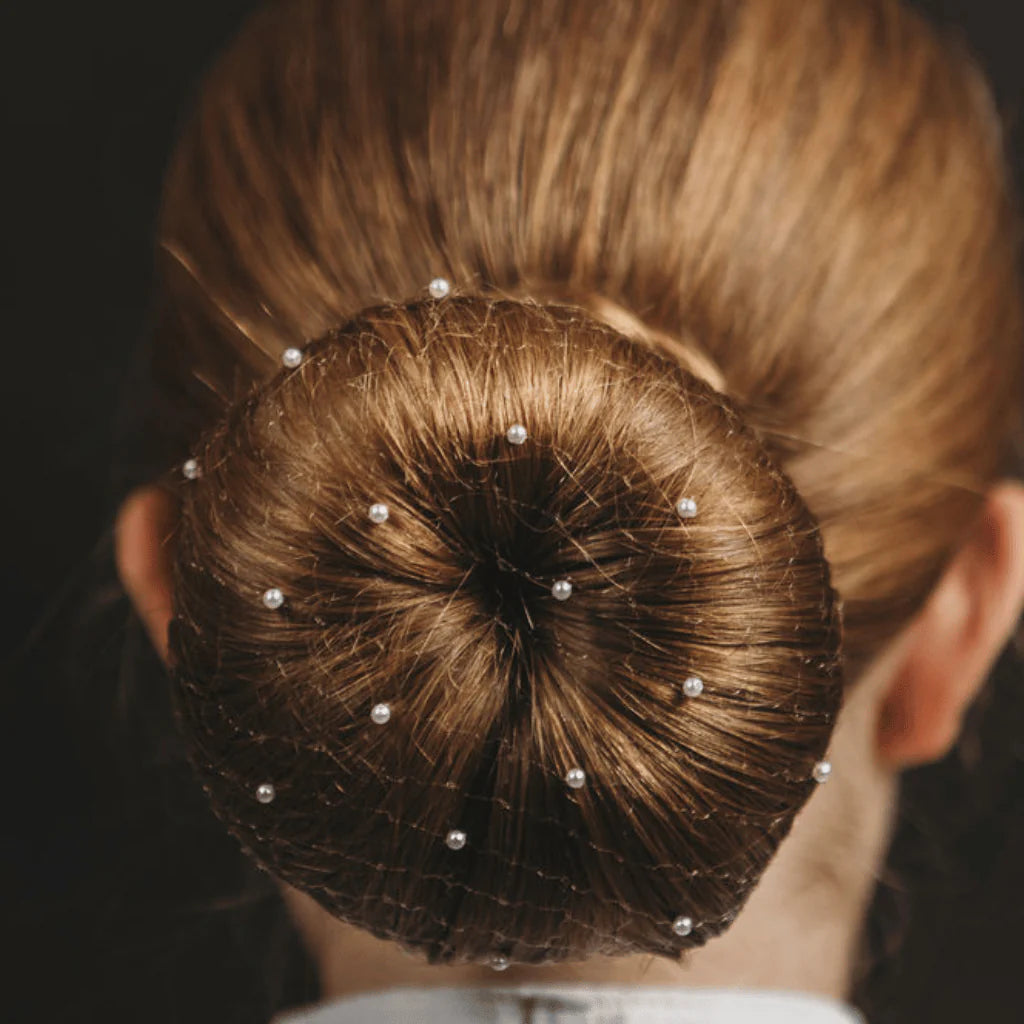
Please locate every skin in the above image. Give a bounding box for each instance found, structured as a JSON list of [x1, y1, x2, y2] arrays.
[[115, 479, 1024, 1003]]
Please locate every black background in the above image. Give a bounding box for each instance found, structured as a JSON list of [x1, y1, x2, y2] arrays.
[[2, 2, 1022, 1022]]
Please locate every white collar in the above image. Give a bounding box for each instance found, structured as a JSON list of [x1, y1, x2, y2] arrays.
[[275, 983, 866, 1024]]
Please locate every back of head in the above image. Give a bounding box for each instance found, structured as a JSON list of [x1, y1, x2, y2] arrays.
[[143, 0, 1022, 968]]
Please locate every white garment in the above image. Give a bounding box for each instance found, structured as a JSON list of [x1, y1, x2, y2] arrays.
[[272, 983, 867, 1023]]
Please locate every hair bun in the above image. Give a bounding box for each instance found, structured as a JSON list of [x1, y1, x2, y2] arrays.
[[168, 294, 843, 966]]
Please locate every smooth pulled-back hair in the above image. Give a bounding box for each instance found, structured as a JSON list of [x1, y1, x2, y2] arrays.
[[143, 0, 1023, 967]]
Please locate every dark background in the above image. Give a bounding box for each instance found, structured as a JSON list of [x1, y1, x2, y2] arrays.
[[2, 2, 1022, 1022]]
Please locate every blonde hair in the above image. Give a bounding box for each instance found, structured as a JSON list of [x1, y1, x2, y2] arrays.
[[148, 0, 1022, 966]]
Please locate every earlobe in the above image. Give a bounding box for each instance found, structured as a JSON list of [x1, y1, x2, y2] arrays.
[[114, 484, 179, 666], [877, 481, 1024, 769]]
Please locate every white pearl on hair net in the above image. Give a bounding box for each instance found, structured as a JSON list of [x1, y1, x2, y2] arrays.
[[445, 829, 468, 850], [370, 702, 392, 725], [565, 767, 586, 789], [812, 759, 833, 783], [255, 782, 276, 804], [368, 502, 389, 524], [182, 457, 201, 480], [551, 579, 573, 601], [671, 915, 694, 937], [281, 346, 304, 368], [506, 423, 528, 445], [262, 587, 285, 610], [682, 675, 704, 698], [676, 497, 698, 518], [488, 954, 510, 971], [428, 277, 451, 299]]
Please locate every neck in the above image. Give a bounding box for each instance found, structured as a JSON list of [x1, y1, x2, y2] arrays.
[[286, 892, 862, 1003]]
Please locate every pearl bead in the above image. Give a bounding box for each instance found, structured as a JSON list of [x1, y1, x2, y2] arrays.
[[489, 954, 510, 971], [671, 915, 694, 937], [182, 457, 200, 480], [445, 829, 467, 850], [368, 502, 389, 524], [262, 587, 284, 610], [565, 767, 586, 789], [428, 277, 451, 299], [812, 759, 832, 784], [256, 782, 276, 804], [682, 675, 704, 698], [506, 423, 528, 445], [281, 347, 304, 368], [551, 579, 573, 601], [370, 702, 391, 725], [676, 497, 698, 518]]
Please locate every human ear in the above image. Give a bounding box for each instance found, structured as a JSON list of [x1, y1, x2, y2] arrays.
[[877, 480, 1024, 768], [113, 483, 179, 666]]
